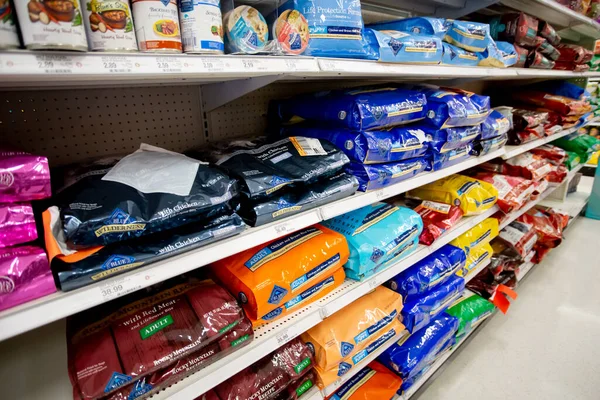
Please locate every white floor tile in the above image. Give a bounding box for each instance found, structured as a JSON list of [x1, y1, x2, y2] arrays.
[[419, 217, 600, 400]]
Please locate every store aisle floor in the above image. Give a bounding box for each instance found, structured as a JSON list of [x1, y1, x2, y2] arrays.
[[419, 217, 600, 400]]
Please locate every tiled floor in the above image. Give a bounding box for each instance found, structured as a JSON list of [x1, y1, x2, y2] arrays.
[[419, 217, 600, 400]]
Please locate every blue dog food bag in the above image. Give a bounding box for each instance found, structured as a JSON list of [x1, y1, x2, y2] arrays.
[[346, 157, 430, 192], [496, 41, 518, 67], [423, 88, 489, 128], [368, 17, 451, 39], [481, 110, 511, 140], [445, 20, 491, 52], [441, 42, 480, 66], [377, 313, 459, 379], [419, 123, 481, 153], [471, 133, 508, 156], [431, 144, 473, 171], [322, 203, 423, 281], [280, 0, 371, 59], [397, 274, 465, 333], [280, 123, 429, 164], [364, 29, 443, 64], [272, 87, 428, 130], [386, 244, 466, 300]]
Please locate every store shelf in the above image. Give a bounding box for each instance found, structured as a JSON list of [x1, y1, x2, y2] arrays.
[[584, 163, 598, 168], [549, 164, 583, 188], [320, 149, 506, 220], [516, 262, 536, 281], [2, 50, 600, 88], [540, 176, 595, 217]]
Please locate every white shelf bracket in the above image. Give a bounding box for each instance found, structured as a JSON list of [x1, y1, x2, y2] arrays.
[[201, 75, 283, 112]]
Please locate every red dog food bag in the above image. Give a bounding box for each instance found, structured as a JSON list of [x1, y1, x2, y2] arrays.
[[472, 172, 535, 213], [530, 144, 567, 165], [68, 279, 244, 400], [519, 209, 564, 248], [538, 21, 561, 46], [504, 152, 553, 181], [498, 220, 538, 259], [196, 390, 221, 400], [500, 13, 539, 47], [414, 201, 464, 245]]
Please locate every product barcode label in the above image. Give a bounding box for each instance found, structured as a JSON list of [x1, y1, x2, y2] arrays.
[[289, 137, 326, 156], [422, 200, 451, 214], [182, 36, 196, 48]]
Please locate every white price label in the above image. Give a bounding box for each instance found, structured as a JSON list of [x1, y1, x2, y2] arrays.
[[156, 57, 183, 73], [35, 55, 75, 74], [284, 59, 298, 71], [368, 278, 380, 290], [200, 58, 225, 72], [241, 58, 268, 71], [98, 276, 143, 301], [275, 326, 298, 345], [101, 56, 135, 74], [375, 189, 387, 201], [274, 221, 295, 235]]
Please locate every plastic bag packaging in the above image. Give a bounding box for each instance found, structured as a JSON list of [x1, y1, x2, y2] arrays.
[[399, 275, 464, 333], [367, 17, 451, 39], [68, 279, 244, 400], [0, 246, 55, 312], [364, 29, 443, 64], [346, 157, 430, 192], [445, 293, 495, 338], [496, 41, 518, 67], [478, 40, 506, 68], [322, 203, 423, 281], [471, 172, 535, 213], [530, 144, 568, 164], [215, 338, 315, 400], [518, 209, 563, 248], [240, 172, 358, 227], [450, 218, 499, 255], [557, 44, 594, 64], [564, 151, 582, 170], [0, 149, 51, 203], [107, 319, 254, 400], [198, 137, 349, 200], [377, 314, 458, 380], [508, 124, 545, 146], [466, 267, 518, 314], [414, 201, 464, 245], [471, 133, 508, 156], [554, 61, 590, 71], [211, 225, 348, 322], [279, 0, 371, 59], [431, 145, 472, 171], [0, 203, 37, 247], [511, 107, 548, 129], [441, 42, 480, 66], [301, 286, 404, 370], [57, 144, 238, 249], [406, 175, 498, 216], [271, 87, 428, 131], [224, 6, 268, 54], [513, 91, 591, 116], [47, 212, 246, 292], [504, 152, 553, 181], [423, 88, 490, 128], [444, 20, 490, 52], [423, 124, 481, 153], [498, 220, 538, 258], [481, 110, 511, 140], [277, 369, 318, 400], [546, 163, 568, 183], [279, 124, 429, 164], [552, 134, 600, 161], [325, 361, 403, 400], [457, 242, 493, 278], [535, 37, 560, 61], [527, 51, 556, 69], [386, 244, 466, 300], [514, 44, 529, 67], [498, 13, 539, 47], [538, 21, 561, 46]]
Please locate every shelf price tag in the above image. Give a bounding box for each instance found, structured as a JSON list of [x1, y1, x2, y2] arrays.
[[156, 57, 183, 73], [199, 57, 225, 72], [98, 275, 144, 301], [375, 189, 387, 201], [274, 221, 295, 235], [275, 325, 298, 346], [35, 55, 76, 74], [101, 56, 135, 74], [240, 58, 268, 71], [368, 277, 379, 290]]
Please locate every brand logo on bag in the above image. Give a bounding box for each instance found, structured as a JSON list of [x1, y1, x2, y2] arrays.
[[0, 276, 14, 293], [340, 341, 354, 357], [0, 171, 14, 188], [101, 255, 136, 270], [268, 285, 288, 305], [338, 362, 352, 376], [388, 38, 404, 56], [104, 372, 133, 393], [95, 208, 146, 237]]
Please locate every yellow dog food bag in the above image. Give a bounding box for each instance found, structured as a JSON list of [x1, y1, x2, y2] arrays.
[[457, 242, 493, 278], [406, 174, 498, 215], [211, 225, 349, 322], [301, 286, 404, 371], [450, 218, 498, 255]]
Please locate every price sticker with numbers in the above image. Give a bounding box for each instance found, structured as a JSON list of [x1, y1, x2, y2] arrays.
[[156, 57, 183, 73], [275, 325, 298, 346], [35, 55, 76, 74], [199, 57, 225, 72], [100, 56, 135, 74], [273, 220, 297, 235], [98, 276, 143, 301]]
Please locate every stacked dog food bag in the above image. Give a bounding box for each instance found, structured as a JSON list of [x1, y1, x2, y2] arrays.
[[0, 149, 54, 311], [364, 16, 518, 68], [43, 143, 247, 292]]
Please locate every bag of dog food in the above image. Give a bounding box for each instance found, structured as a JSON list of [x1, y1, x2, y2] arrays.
[[406, 175, 498, 216], [518, 209, 563, 248], [215, 338, 315, 400], [414, 201, 464, 245], [0, 246, 55, 312], [478, 40, 507, 68], [535, 37, 560, 61], [450, 218, 499, 255], [557, 44, 594, 64], [198, 137, 349, 200], [279, 123, 429, 164], [368, 17, 451, 38], [278, 369, 318, 400], [57, 144, 238, 249], [444, 20, 490, 52], [457, 242, 493, 279], [496, 41, 519, 67], [364, 30, 443, 64], [68, 279, 244, 400], [301, 286, 404, 370], [538, 21, 561, 46], [471, 133, 508, 156], [377, 314, 458, 379], [441, 42, 480, 66], [422, 124, 481, 153], [322, 203, 423, 281], [211, 225, 348, 322], [546, 164, 568, 183], [564, 151, 582, 170], [530, 144, 567, 164], [471, 172, 536, 213], [326, 361, 403, 400], [498, 220, 538, 258], [514, 91, 591, 116], [0, 203, 37, 247], [241, 172, 358, 227], [400, 275, 465, 333], [527, 51, 556, 69], [481, 110, 511, 140], [504, 152, 553, 181], [498, 13, 539, 47], [386, 244, 466, 300], [271, 87, 428, 130], [423, 89, 489, 128], [0, 149, 51, 203], [430, 144, 473, 171], [445, 293, 495, 338], [513, 44, 529, 67], [346, 157, 430, 192]]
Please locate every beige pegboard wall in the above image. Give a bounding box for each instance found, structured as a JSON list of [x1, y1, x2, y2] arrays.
[[0, 86, 205, 166]]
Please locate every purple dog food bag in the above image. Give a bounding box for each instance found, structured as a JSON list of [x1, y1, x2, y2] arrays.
[[0, 203, 38, 248], [0, 150, 51, 203], [0, 246, 56, 312]]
